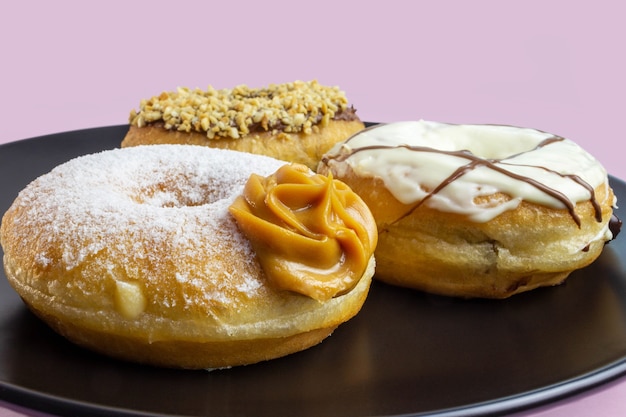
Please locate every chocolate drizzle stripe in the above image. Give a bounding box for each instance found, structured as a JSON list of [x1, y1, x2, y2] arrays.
[[498, 162, 602, 223], [324, 135, 603, 227]]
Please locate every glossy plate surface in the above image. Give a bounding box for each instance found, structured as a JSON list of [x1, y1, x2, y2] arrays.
[[1, 125, 626, 417]]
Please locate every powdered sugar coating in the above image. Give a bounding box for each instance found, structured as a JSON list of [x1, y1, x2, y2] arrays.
[[4, 145, 288, 319]]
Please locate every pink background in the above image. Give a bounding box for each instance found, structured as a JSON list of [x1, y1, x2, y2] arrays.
[[1, 1, 625, 416]]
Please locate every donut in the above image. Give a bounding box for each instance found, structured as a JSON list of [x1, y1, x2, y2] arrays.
[[122, 80, 365, 170], [318, 120, 620, 299], [0, 145, 377, 369]]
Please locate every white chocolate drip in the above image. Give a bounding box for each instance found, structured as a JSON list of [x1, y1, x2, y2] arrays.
[[323, 120, 609, 223]]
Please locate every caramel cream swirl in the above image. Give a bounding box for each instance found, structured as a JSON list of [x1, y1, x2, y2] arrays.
[[229, 164, 377, 301]]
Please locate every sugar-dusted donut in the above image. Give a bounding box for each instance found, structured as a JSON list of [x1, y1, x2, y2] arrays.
[[318, 120, 620, 298], [1, 145, 377, 369], [122, 80, 365, 170]]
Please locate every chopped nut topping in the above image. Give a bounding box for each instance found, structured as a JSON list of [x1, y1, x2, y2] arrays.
[[128, 80, 357, 140]]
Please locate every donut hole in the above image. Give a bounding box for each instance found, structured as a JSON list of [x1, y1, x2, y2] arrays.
[[129, 174, 234, 208]]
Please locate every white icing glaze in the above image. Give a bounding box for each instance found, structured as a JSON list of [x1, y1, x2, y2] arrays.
[[324, 120, 610, 222]]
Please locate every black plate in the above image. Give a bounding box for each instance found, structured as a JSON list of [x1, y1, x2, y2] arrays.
[[2, 125, 626, 417]]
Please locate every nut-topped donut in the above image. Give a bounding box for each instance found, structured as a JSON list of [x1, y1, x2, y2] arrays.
[[1, 145, 377, 369], [122, 80, 365, 170], [318, 120, 620, 299]]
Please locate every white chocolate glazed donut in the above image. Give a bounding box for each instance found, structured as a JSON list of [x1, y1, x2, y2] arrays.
[[318, 120, 619, 298], [1, 145, 375, 369]]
